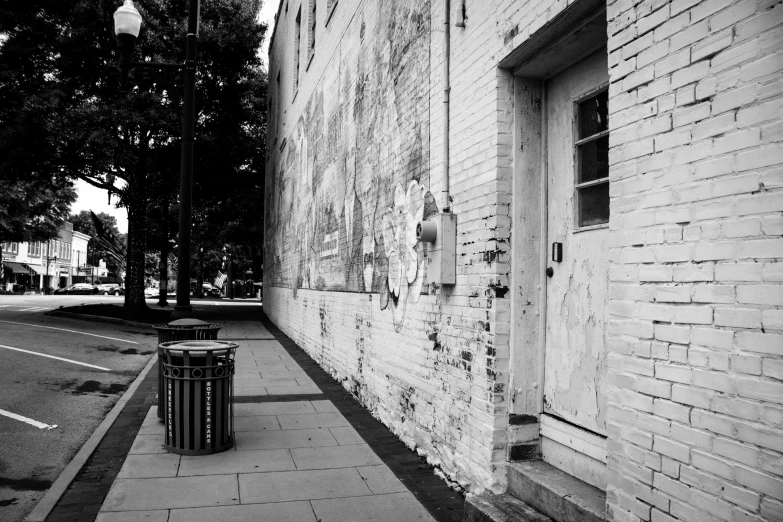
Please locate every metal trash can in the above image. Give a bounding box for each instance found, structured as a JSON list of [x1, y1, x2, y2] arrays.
[[153, 319, 222, 420], [160, 340, 237, 455]]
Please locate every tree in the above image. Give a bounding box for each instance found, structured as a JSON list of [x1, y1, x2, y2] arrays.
[[1, 0, 267, 308], [69, 210, 127, 277], [0, 177, 77, 265], [0, 2, 78, 263]]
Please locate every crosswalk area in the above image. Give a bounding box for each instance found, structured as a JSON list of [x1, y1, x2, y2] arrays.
[[0, 304, 51, 312]]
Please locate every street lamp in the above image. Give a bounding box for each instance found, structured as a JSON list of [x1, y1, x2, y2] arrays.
[[114, 0, 200, 318], [197, 246, 205, 298]]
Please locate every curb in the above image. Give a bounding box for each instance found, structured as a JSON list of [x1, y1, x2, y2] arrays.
[[44, 310, 157, 329], [25, 353, 158, 522]]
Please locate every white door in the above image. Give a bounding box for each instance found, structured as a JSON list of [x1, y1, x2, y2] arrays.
[[542, 49, 610, 489]]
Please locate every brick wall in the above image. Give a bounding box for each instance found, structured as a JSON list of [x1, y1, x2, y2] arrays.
[[266, 0, 514, 491], [267, 0, 783, 507], [605, 0, 783, 520]]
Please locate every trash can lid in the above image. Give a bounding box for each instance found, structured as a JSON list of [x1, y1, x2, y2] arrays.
[[168, 318, 210, 327], [160, 340, 238, 352]]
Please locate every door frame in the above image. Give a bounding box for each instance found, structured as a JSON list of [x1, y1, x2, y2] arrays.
[[504, 0, 609, 474]]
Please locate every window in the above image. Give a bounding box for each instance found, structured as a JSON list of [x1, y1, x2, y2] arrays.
[[2, 242, 19, 254], [294, 8, 301, 94], [276, 71, 281, 133], [307, 0, 316, 64], [326, 0, 337, 25], [29, 242, 41, 257], [575, 88, 609, 228]]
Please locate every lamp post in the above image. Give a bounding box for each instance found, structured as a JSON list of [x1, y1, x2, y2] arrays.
[[198, 246, 205, 297], [113, 0, 199, 318]]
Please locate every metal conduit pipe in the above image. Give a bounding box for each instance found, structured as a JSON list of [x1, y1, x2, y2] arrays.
[[443, 0, 451, 212]]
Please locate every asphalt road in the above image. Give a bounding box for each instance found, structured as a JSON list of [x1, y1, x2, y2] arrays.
[[0, 294, 158, 522]]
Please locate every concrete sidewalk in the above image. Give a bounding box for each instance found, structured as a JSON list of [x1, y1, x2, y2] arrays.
[[94, 319, 441, 521]]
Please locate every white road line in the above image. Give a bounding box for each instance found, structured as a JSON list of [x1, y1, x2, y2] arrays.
[[0, 320, 138, 344], [0, 344, 111, 371], [0, 409, 57, 430]]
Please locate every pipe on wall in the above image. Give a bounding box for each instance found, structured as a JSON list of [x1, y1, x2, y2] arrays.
[[443, 0, 451, 212]]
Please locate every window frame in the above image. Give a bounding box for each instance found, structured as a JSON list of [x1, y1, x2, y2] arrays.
[[293, 7, 302, 97], [326, 0, 338, 26], [307, 0, 316, 68], [572, 83, 610, 233]]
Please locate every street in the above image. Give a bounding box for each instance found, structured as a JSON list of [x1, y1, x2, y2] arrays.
[[0, 294, 157, 522]]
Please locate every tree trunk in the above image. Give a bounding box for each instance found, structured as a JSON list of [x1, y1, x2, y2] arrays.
[[124, 199, 149, 309], [0, 241, 5, 291]]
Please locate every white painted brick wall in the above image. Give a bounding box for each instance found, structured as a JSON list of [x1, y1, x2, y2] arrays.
[[266, 0, 783, 513], [606, 0, 783, 520]]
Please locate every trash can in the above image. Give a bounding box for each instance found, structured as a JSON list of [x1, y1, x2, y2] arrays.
[[160, 340, 237, 455], [153, 319, 222, 420]]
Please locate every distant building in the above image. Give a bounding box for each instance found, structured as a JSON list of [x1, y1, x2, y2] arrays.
[[2, 222, 93, 292], [266, 1, 783, 521]]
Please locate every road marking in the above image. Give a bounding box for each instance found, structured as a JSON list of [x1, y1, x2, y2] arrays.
[[0, 409, 57, 430], [0, 320, 138, 344], [0, 344, 111, 371]]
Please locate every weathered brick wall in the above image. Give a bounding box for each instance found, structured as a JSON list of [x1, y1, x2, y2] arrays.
[[265, 0, 513, 490], [604, 0, 783, 520], [267, 0, 783, 506], [266, 0, 592, 492]]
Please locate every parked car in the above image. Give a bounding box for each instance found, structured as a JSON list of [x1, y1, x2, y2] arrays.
[[144, 287, 161, 298], [190, 282, 221, 297], [96, 283, 124, 296], [55, 283, 99, 295]]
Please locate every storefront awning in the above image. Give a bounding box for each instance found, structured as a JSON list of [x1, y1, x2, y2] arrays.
[[2, 262, 31, 274], [25, 264, 46, 275]]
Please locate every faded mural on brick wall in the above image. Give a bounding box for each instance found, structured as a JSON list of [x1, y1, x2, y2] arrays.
[[265, 0, 434, 332]]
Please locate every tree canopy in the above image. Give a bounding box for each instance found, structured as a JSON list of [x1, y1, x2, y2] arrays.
[[1, 0, 268, 307]]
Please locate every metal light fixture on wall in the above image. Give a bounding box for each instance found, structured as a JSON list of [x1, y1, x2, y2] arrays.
[[455, 0, 466, 28]]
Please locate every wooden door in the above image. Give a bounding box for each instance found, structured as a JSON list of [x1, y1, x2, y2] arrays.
[[542, 49, 610, 489]]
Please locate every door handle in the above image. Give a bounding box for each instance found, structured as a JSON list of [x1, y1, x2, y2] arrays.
[[546, 267, 554, 277]]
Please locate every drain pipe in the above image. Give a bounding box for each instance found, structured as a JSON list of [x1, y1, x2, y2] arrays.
[[443, 0, 451, 212]]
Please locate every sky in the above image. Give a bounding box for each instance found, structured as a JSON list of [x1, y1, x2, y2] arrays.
[[71, 0, 280, 234]]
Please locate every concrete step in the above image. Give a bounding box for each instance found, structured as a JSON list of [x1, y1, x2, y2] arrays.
[[507, 461, 606, 522], [464, 492, 554, 522]]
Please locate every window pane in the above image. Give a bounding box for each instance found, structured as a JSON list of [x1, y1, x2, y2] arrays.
[[578, 182, 610, 227], [578, 135, 609, 183], [579, 89, 608, 139]]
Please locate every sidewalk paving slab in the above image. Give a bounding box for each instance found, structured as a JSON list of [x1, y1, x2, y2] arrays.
[[312, 492, 436, 522], [234, 427, 339, 449], [166, 501, 317, 522], [177, 448, 295, 475], [101, 474, 239, 511], [237, 468, 372, 503]]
